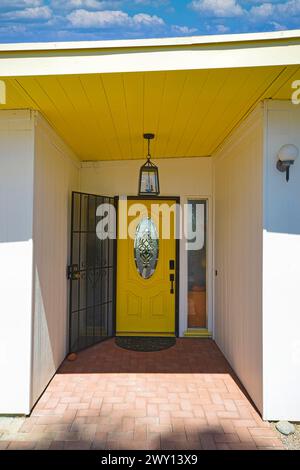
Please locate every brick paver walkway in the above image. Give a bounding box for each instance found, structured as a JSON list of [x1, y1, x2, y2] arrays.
[[0, 339, 283, 450]]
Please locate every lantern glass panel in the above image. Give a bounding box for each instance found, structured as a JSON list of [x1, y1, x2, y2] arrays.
[[139, 167, 159, 195]]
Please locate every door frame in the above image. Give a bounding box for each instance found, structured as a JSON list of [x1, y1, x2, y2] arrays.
[[113, 195, 180, 337]]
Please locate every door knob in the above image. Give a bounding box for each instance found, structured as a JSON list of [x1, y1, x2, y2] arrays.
[[67, 264, 81, 280]]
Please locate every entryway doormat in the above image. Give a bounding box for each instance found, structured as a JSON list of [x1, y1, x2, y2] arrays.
[[115, 336, 176, 352]]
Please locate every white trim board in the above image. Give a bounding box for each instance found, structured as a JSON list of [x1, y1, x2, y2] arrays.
[[1, 29, 300, 52], [0, 31, 300, 77]]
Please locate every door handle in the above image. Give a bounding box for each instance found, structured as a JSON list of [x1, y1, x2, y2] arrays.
[[67, 264, 81, 280], [170, 273, 175, 294]]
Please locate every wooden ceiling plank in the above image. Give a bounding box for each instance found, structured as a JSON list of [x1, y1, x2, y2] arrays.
[[16, 76, 82, 155], [143, 71, 166, 158], [189, 67, 255, 155], [177, 70, 230, 156], [205, 66, 288, 156], [166, 69, 211, 157], [122, 72, 144, 159], [56, 75, 108, 160], [79, 74, 115, 160], [269, 65, 300, 100], [5, 78, 36, 109], [100, 73, 132, 160], [155, 70, 188, 158]]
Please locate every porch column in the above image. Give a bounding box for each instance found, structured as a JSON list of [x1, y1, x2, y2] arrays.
[[0, 110, 34, 414]]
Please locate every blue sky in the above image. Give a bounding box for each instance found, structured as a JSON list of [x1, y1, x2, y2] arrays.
[[0, 1, 299, 43]]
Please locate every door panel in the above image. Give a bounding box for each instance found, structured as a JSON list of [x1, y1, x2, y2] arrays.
[[116, 199, 177, 336], [69, 192, 115, 352]]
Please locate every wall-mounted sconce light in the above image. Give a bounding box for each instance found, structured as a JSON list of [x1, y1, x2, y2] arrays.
[[276, 144, 299, 182]]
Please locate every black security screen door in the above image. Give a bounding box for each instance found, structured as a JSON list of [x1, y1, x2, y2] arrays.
[[68, 191, 116, 353]]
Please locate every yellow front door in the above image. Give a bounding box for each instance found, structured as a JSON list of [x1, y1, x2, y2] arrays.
[[116, 199, 176, 336]]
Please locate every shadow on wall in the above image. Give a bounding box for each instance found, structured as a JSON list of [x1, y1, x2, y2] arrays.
[[31, 267, 57, 405]]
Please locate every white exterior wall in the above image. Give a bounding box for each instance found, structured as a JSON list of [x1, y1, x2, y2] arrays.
[[0, 109, 79, 414], [31, 113, 79, 408], [80, 157, 213, 336], [262, 100, 300, 420], [213, 105, 264, 413], [0, 110, 35, 414]]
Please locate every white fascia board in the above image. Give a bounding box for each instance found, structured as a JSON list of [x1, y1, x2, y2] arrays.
[[0, 31, 300, 77], [0, 43, 300, 77], [1, 29, 300, 52]]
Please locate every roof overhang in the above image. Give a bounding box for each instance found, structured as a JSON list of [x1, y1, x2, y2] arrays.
[[0, 30, 300, 161], [1, 29, 300, 77]]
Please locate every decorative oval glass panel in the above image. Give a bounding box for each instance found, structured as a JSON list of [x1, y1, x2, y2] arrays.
[[134, 217, 159, 279]]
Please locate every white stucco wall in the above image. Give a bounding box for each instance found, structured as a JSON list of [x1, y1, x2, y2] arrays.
[[213, 105, 264, 414], [0, 110, 35, 414], [262, 100, 300, 420], [80, 157, 213, 336]]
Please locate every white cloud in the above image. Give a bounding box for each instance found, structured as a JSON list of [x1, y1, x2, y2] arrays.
[[0, 0, 42, 8], [249, 1, 300, 21], [190, 0, 300, 28], [67, 9, 165, 28], [250, 2, 274, 18], [269, 20, 286, 30], [51, 0, 122, 10], [172, 25, 198, 34], [0, 24, 27, 34], [216, 23, 230, 33], [134, 0, 169, 6], [277, 0, 300, 16], [133, 12, 164, 26], [67, 9, 125, 27], [2, 6, 52, 20], [190, 0, 244, 17]]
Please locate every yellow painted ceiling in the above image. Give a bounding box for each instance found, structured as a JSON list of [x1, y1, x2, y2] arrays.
[[1, 65, 299, 160]]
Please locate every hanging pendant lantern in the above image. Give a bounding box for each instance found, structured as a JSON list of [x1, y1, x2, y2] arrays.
[[138, 133, 160, 196]]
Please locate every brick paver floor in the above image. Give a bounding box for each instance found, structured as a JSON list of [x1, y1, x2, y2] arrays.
[[0, 339, 283, 450]]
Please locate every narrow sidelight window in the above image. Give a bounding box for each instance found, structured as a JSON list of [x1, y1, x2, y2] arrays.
[[187, 199, 207, 329]]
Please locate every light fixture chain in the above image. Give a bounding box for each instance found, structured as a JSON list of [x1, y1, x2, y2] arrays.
[[147, 137, 151, 160]]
